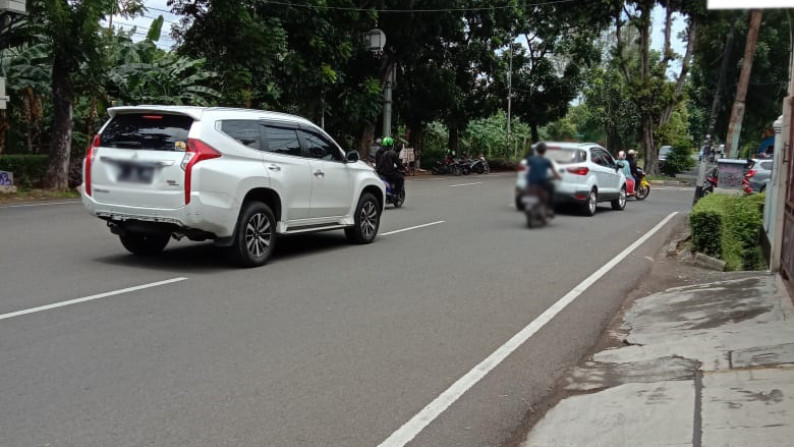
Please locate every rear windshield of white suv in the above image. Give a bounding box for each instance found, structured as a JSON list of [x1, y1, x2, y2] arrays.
[[100, 114, 193, 151], [546, 148, 586, 164]]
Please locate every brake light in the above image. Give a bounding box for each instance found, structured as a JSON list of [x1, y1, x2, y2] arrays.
[[746, 169, 757, 178], [84, 134, 100, 196], [182, 138, 222, 204], [567, 166, 590, 176], [142, 115, 163, 120], [518, 164, 527, 172]]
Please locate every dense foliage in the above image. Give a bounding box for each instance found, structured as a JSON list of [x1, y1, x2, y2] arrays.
[[0, 1, 788, 188]]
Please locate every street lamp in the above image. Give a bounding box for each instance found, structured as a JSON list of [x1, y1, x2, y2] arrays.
[[365, 28, 393, 138]]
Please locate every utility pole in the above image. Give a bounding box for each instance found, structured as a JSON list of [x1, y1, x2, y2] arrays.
[[694, 19, 737, 203], [506, 42, 513, 159], [382, 64, 393, 138], [725, 9, 763, 159]]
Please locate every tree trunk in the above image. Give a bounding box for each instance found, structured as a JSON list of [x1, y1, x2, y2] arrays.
[[359, 122, 375, 161], [659, 21, 696, 127], [409, 125, 425, 169], [642, 114, 657, 174], [530, 122, 539, 143], [43, 54, 74, 191], [447, 124, 459, 156]]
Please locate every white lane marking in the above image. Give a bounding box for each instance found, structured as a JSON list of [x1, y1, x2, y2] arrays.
[[0, 200, 80, 209], [449, 182, 483, 188], [381, 221, 445, 236], [0, 277, 189, 321], [375, 211, 679, 447]]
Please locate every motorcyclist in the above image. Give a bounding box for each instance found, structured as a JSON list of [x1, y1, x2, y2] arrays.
[[627, 149, 640, 180], [617, 150, 634, 193], [376, 137, 404, 195], [526, 142, 562, 214]]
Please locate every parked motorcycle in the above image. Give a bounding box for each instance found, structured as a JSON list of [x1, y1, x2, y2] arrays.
[[381, 176, 406, 208], [522, 186, 553, 229], [471, 156, 490, 174]]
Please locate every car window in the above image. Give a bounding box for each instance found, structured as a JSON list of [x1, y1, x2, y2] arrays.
[[221, 120, 261, 150], [299, 130, 343, 161], [590, 148, 603, 165], [263, 125, 302, 157], [601, 150, 617, 168], [546, 148, 586, 164], [100, 113, 193, 151]]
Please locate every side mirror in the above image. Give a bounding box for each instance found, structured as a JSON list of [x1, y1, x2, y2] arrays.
[[346, 150, 360, 163], [616, 161, 626, 168]]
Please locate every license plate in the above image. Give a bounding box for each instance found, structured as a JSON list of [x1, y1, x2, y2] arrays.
[[522, 195, 539, 205], [118, 164, 155, 184]]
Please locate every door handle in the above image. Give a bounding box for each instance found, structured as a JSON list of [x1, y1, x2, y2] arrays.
[[313, 169, 325, 177], [268, 164, 281, 172]]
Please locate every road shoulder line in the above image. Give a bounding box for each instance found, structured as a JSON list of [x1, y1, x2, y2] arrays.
[[375, 212, 679, 447]]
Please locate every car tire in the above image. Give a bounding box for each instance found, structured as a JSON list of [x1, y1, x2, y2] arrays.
[[228, 201, 277, 268], [611, 186, 627, 211], [583, 188, 597, 216], [515, 194, 525, 211], [345, 192, 381, 244], [760, 185, 766, 194], [119, 232, 170, 256]]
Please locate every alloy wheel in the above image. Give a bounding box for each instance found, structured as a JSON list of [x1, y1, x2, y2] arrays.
[[245, 212, 272, 258], [360, 201, 378, 239]]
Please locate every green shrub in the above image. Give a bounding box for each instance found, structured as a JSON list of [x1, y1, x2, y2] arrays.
[[661, 146, 694, 176], [690, 193, 766, 270], [0, 155, 49, 188]]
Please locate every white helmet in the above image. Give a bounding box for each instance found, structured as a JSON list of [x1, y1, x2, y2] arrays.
[[628, 149, 637, 156], [618, 150, 626, 159]]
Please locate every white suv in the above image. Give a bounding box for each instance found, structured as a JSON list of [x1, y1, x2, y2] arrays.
[[515, 142, 627, 216], [82, 106, 386, 267]]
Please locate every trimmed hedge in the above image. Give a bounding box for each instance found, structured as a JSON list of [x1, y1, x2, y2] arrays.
[[690, 193, 765, 271], [660, 146, 694, 176], [0, 155, 49, 188]]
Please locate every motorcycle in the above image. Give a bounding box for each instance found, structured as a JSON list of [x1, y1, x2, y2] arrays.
[[471, 156, 490, 174], [454, 159, 472, 175], [522, 185, 553, 229], [632, 168, 650, 201], [381, 175, 406, 208]]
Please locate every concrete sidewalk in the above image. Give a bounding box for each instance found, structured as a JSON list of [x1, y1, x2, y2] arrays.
[[521, 274, 794, 447]]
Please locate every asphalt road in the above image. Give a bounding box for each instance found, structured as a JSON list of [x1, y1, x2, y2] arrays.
[[0, 174, 693, 447]]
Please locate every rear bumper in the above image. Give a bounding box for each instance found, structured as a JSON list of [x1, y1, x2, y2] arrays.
[[82, 193, 236, 237]]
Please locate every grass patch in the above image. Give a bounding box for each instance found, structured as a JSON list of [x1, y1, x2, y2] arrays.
[[647, 175, 677, 181], [0, 188, 80, 204]]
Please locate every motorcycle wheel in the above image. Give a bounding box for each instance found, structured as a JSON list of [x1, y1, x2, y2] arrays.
[[474, 165, 484, 174], [484, 165, 490, 174], [453, 166, 462, 176], [635, 184, 650, 201], [462, 167, 471, 175], [394, 188, 405, 208]]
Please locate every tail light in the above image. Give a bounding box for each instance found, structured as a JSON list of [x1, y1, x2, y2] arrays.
[[517, 164, 527, 172], [746, 169, 757, 178], [84, 134, 100, 196], [567, 166, 590, 176], [182, 138, 222, 204]]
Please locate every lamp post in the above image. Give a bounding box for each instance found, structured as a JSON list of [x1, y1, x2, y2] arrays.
[[365, 28, 392, 138]]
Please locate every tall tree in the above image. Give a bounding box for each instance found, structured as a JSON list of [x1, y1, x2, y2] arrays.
[[31, 0, 142, 190]]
